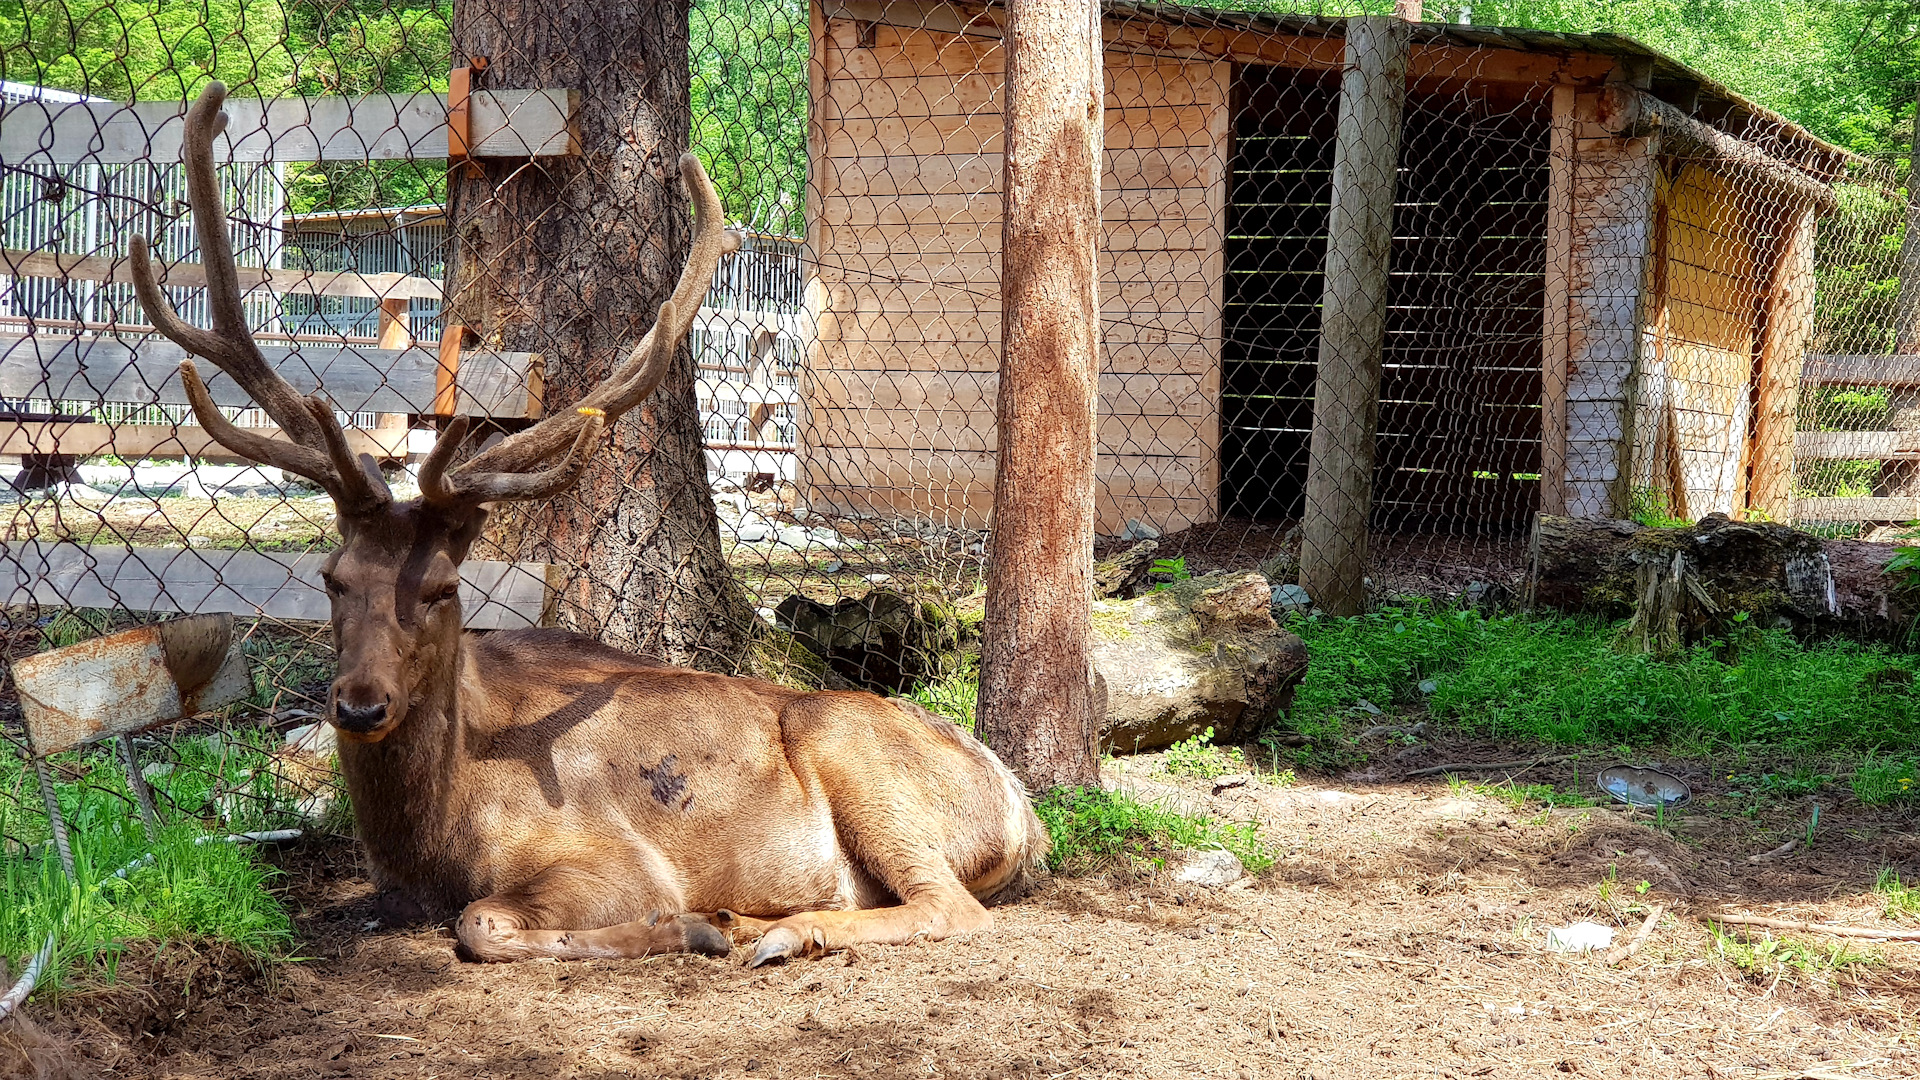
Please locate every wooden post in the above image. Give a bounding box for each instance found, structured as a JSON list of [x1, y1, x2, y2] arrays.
[[1299, 16, 1408, 616], [1880, 94, 1920, 498], [1744, 205, 1817, 519], [977, 0, 1103, 790], [1540, 83, 1575, 516], [376, 296, 412, 350]]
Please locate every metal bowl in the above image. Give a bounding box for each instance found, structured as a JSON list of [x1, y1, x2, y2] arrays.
[[1596, 765, 1691, 808]]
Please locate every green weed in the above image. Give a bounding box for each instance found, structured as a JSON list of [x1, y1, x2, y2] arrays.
[[1286, 606, 1920, 754], [1149, 556, 1192, 592], [1163, 727, 1232, 780], [1875, 868, 1920, 921], [1852, 755, 1919, 805], [1709, 923, 1877, 983], [904, 659, 979, 732], [1035, 786, 1272, 877], [1723, 768, 1834, 800]]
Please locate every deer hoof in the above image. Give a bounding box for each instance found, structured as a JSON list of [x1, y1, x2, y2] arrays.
[[747, 926, 804, 967], [681, 918, 732, 958]]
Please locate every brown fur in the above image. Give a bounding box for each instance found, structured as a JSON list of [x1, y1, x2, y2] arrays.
[[324, 504, 1048, 964], [131, 83, 1043, 964]]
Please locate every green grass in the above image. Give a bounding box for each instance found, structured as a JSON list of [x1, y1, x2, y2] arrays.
[[1851, 755, 1919, 806], [1446, 777, 1594, 810], [1874, 868, 1920, 921], [1707, 922, 1878, 983], [903, 657, 979, 732], [1286, 605, 1920, 754], [1035, 786, 1273, 877], [1162, 727, 1233, 780], [0, 737, 306, 999]]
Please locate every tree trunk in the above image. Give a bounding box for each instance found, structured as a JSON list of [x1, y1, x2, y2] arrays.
[[1881, 92, 1920, 497], [447, 1, 754, 669], [1527, 513, 1912, 644], [977, 0, 1102, 792]]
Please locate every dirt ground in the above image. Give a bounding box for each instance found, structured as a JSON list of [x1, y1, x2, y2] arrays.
[[17, 751, 1920, 1080]]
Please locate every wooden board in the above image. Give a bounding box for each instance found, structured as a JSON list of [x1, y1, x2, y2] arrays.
[[2, 248, 443, 302], [0, 420, 410, 462], [1743, 205, 1816, 518], [0, 334, 542, 419], [0, 542, 555, 630], [1793, 430, 1920, 460], [0, 89, 577, 165], [1793, 497, 1920, 522], [1803, 354, 1920, 388]]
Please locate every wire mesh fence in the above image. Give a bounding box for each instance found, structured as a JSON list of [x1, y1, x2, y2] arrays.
[[0, 0, 1909, 945]]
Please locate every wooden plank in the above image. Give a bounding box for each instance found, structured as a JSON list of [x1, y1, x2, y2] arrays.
[[1745, 205, 1816, 518], [0, 334, 542, 418], [0, 420, 410, 462], [807, 410, 1212, 458], [1540, 84, 1575, 516], [1792, 430, 1920, 460], [0, 542, 554, 630], [376, 297, 412, 351], [1793, 497, 1920, 522], [1803, 353, 1920, 388], [1, 248, 443, 302], [1300, 16, 1407, 616], [0, 89, 576, 165]]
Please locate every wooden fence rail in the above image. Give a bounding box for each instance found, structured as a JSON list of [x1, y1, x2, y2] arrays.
[[1794, 353, 1920, 522]]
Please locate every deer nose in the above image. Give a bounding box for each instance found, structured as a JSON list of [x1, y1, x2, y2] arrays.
[[334, 698, 389, 733]]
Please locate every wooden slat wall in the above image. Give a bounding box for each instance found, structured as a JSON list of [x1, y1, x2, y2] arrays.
[[1632, 164, 1769, 518], [802, 14, 1227, 534]]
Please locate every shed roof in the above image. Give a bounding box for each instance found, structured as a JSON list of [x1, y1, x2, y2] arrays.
[[1105, 3, 1857, 168]]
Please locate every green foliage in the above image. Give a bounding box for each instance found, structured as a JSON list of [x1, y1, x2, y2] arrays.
[[904, 658, 979, 732], [1629, 488, 1691, 529], [1035, 786, 1272, 877], [1448, 777, 1594, 809], [692, 0, 807, 233], [1852, 755, 1920, 805], [1723, 768, 1834, 800], [1163, 727, 1232, 779], [0, 744, 296, 999], [1149, 556, 1193, 592], [1875, 867, 1920, 921], [1287, 605, 1920, 753], [1708, 923, 1877, 982]]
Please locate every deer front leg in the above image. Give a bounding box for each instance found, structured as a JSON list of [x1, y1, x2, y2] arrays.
[[454, 856, 732, 963], [747, 886, 991, 967]]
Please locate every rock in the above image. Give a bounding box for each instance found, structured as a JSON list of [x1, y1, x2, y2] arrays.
[[1190, 572, 1277, 636], [1173, 848, 1244, 887], [1270, 583, 1312, 613], [1092, 570, 1310, 752], [1120, 518, 1163, 542], [774, 588, 962, 692], [1211, 773, 1253, 795], [1093, 540, 1160, 599], [730, 514, 775, 543]]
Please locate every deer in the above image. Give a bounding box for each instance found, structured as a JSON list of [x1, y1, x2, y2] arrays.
[[130, 83, 1047, 965]]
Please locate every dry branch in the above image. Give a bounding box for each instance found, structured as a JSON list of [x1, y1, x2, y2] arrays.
[[1747, 838, 1801, 864], [1606, 903, 1666, 965], [1708, 913, 1920, 942]]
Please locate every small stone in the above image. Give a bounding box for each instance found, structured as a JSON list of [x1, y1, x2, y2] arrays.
[[1270, 583, 1313, 612], [821, 558, 845, 574], [1173, 848, 1244, 887], [864, 573, 892, 584], [1211, 774, 1253, 795], [1121, 518, 1163, 541]]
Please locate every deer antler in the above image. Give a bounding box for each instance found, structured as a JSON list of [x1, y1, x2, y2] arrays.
[[416, 152, 740, 509], [130, 82, 389, 514]]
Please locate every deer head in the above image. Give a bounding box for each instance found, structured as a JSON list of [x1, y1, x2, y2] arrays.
[[131, 82, 737, 742]]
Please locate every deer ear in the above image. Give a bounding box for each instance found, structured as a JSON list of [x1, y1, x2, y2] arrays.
[[444, 507, 491, 564]]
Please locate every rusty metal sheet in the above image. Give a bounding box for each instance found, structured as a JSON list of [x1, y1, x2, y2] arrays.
[[13, 613, 252, 756]]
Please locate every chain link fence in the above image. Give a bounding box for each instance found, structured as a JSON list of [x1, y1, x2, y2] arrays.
[[0, 0, 1905, 972]]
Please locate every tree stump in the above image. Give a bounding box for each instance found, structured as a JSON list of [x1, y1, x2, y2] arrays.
[[1528, 513, 1913, 647]]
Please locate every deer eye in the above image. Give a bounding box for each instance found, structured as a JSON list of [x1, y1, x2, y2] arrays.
[[320, 572, 346, 598], [424, 583, 460, 607]]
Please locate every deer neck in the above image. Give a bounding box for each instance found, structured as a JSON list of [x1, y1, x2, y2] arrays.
[[337, 631, 487, 902]]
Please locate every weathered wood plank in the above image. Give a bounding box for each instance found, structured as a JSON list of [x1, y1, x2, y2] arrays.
[[1, 248, 443, 302], [1540, 84, 1575, 516], [0, 542, 555, 629], [1792, 429, 1920, 460], [0, 89, 575, 165], [0, 420, 410, 462], [1794, 497, 1920, 522], [1803, 353, 1920, 388], [1744, 205, 1817, 518], [0, 334, 542, 419]]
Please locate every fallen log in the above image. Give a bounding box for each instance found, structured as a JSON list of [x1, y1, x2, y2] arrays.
[[1527, 513, 1914, 646]]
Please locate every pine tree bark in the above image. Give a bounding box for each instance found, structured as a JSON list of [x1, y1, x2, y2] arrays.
[[977, 0, 1103, 791], [447, 1, 754, 669]]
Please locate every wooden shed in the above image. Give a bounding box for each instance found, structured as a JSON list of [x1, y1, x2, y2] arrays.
[[799, 2, 1853, 535]]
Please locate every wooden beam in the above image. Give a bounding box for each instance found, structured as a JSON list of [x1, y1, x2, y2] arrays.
[[0, 420, 410, 463], [1794, 430, 1920, 460], [1300, 15, 1408, 617], [1743, 206, 1816, 519], [1803, 354, 1920, 388], [0, 334, 544, 419], [0, 542, 556, 630], [0, 89, 578, 166], [1540, 83, 1575, 516], [1583, 86, 1835, 213], [376, 297, 413, 350], [1, 248, 443, 302], [1794, 497, 1920, 522]]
